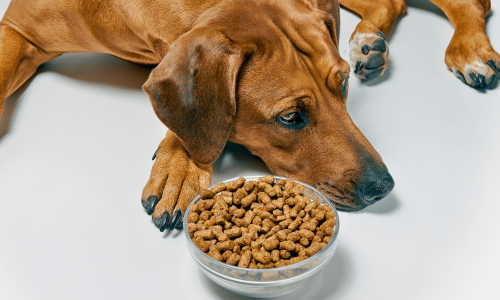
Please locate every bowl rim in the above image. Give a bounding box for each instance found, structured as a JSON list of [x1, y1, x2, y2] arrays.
[[183, 175, 340, 283]]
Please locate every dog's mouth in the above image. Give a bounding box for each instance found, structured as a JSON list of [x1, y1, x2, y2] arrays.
[[313, 182, 370, 212]]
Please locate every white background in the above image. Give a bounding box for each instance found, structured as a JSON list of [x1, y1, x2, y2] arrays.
[[1, 1, 499, 299]]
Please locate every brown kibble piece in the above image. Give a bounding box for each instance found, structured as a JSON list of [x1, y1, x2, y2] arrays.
[[217, 240, 235, 252], [323, 236, 332, 243], [280, 240, 296, 251], [325, 226, 334, 236], [200, 189, 215, 199], [233, 208, 246, 218], [224, 227, 242, 238], [262, 235, 279, 251], [304, 199, 320, 213], [271, 250, 280, 262], [198, 199, 215, 211], [258, 175, 275, 185], [275, 179, 286, 187], [299, 229, 315, 240], [241, 193, 257, 207], [234, 235, 252, 246], [222, 250, 233, 261], [288, 216, 302, 231], [304, 241, 323, 257], [233, 188, 248, 205], [243, 180, 257, 192], [258, 192, 271, 204], [300, 237, 310, 247], [226, 177, 245, 191], [187, 212, 199, 224], [187, 223, 198, 238], [226, 253, 241, 265], [280, 250, 291, 259], [287, 231, 300, 242], [252, 249, 272, 264], [194, 229, 215, 240], [210, 182, 226, 194], [211, 226, 229, 242], [193, 236, 209, 252], [199, 210, 212, 221]]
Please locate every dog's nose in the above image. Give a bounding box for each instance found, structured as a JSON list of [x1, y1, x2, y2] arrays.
[[357, 171, 394, 204]]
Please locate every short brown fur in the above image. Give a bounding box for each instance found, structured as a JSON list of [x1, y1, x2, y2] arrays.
[[0, 0, 497, 230]]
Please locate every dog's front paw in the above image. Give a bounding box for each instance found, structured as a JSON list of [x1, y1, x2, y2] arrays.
[[445, 30, 499, 88], [349, 21, 389, 80], [141, 131, 212, 232]]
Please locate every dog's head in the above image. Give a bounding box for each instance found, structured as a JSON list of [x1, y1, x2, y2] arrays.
[[143, 0, 393, 211]]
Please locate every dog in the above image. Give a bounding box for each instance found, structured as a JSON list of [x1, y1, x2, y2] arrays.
[[0, 0, 498, 232]]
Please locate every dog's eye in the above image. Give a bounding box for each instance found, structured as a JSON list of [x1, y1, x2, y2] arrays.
[[341, 77, 348, 98], [277, 111, 308, 130]]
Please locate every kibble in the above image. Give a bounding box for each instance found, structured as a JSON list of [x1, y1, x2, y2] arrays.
[[188, 176, 337, 269]]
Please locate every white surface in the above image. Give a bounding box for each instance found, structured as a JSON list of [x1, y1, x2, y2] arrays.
[[1, 1, 499, 299]]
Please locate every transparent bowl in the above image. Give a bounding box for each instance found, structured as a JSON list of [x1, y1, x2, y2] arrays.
[[183, 175, 340, 298]]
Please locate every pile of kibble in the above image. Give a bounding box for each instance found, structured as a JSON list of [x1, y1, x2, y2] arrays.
[[186, 176, 336, 269]]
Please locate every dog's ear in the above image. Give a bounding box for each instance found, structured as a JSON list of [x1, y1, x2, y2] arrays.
[[143, 28, 252, 165]]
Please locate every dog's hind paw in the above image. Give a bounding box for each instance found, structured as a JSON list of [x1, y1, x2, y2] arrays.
[[445, 31, 499, 88], [349, 30, 389, 80], [141, 131, 212, 232]]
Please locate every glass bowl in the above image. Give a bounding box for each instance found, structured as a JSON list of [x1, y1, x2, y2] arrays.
[[183, 175, 340, 298]]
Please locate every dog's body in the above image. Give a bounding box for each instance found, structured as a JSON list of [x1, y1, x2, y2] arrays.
[[0, 0, 498, 231]]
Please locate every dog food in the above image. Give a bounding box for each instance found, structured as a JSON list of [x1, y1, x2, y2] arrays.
[[187, 176, 336, 269]]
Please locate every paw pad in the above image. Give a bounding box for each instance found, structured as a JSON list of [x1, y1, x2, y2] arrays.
[[349, 32, 389, 80], [452, 59, 497, 88]]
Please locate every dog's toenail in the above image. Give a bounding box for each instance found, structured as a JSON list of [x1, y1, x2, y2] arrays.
[[145, 196, 158, 215], [490, 73, 497, 84], [153, 212, 170, 232], [487, 60, 497, 71], [175, 219, 184, 230], [361, 45, 370, 55], [169, 211, 182, 231], [457, 71, 466, 83], [152, 147, 160, 160], [365, 52, 385, 69], [478, 74, 485, 87], [355, 61, 362, 73], [469, 73, 480, 86], [375, 31, 385, 40], [371, 39, 386, 52]]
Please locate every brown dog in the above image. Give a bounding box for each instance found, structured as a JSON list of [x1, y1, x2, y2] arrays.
[[0, 0, 498, 231]]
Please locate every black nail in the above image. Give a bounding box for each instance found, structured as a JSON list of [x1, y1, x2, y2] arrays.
[[489, 73, 497, 84], [457, 71, 466, 83], [371, 39, 386, 53], [145, 196, 158, 215], [478, 74, 485, 87], [169, 211, 182, 231], [361, 45, 370, 55], [365, 52, 385, 69], [175, 219, 184, 230], [469, 73, 480, 86], [152, 147, 160, 160], [487, 60, 497, 71], [341, 78, 348, 98], [376, 31, 386, 40], [153, 211, 170, 232], [355, 61, 362, 73]]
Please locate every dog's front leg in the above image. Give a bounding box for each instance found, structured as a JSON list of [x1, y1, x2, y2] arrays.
[[430, 0, 499, 88], [339, 0, 407, 80], [142, 131, 212, 232]]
